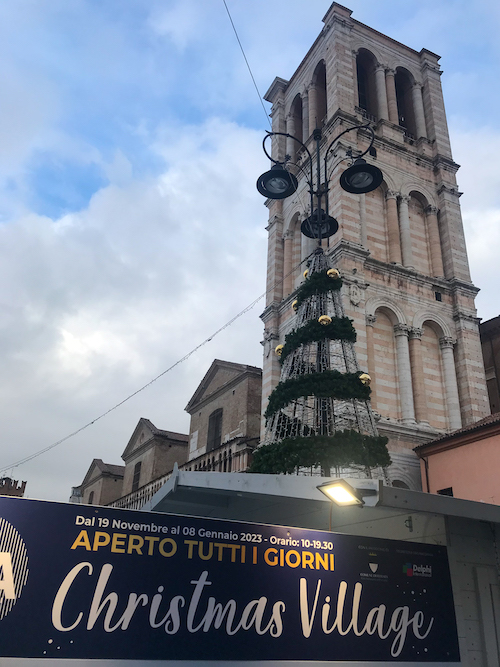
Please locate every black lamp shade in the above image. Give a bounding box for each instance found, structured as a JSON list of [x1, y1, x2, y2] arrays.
[[301, 209, 339, 239], [340, 158, 383, 194], [256, 164, 298, 199]]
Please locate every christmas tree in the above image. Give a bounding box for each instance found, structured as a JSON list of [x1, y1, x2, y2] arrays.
[[251, 246, 390, 477]]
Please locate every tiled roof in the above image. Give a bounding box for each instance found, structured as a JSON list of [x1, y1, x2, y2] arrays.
[[100, 462, 125, 477], [414, 412, 500, 451], [141, 419, 188, 441]]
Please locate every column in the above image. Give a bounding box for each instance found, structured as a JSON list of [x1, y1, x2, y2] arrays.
[[386, 191, 402, 264], [394, 324, 416, 424], [365, 314, 377, 407], [398, 195, 414, 268], [425, 205, 444, 277], [411, 84, 427, 139], [385, 69, 398, 123], [283, 231, 293, 297], [375, 64, 389, 121], [408, 328, 428, 424], [308, 83, 318, 135], [359, 194, 367, 247], [352, 50, 359, 110], [286, 114, 295, 160], [439, 337, 462, 430], [302, 90, 309, 141]]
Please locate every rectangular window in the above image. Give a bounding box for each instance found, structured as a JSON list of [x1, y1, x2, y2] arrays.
[[207, 409, 223, 452], [437, 487, 453, 497], [132, 461, 142, 492]]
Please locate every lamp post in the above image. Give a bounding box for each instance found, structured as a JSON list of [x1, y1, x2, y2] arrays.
[[256, 124, 383, 243]]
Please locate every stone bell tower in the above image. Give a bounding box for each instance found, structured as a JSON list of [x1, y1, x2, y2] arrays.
[[260, 2, 489, 489]]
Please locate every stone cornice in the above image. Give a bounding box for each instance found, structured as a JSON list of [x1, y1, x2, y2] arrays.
[[376, 419, 442, 446], [365, 255, 451, 290], [453, 311, 481, 325], [328, 238, 370, 263], [264, 77, 289, 103], [448, 278, 480, 297], [433, 154, 460, 173], [260, 302, 281, 323]]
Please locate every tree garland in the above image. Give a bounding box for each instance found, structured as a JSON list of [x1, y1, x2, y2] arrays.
[[249, 431, 391, 475], [295, 271, 342, 308], [280, 316, 356, 364], [264, 370, 371, 420]]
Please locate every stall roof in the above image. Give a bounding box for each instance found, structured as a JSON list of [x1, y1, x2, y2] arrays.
[[143, 465, 500, 545]]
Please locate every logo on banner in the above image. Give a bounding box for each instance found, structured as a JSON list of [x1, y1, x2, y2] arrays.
[[0, 518, 29, 619], [403, 562, 432, 578]]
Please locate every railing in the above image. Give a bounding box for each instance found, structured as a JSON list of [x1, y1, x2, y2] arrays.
[[107, 438, 258, 511], [183, 439, 257, 474], [107, 473, 172, 510], [355, 107, 377, 123]]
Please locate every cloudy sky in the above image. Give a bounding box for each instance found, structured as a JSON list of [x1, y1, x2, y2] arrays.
[[1, 0, 499, 501]]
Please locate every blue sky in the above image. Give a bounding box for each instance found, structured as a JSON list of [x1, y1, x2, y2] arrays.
[[0, 0, 499, 501]]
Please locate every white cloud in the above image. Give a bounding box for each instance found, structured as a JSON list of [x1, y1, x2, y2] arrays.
[[0, 118, 268, 501]]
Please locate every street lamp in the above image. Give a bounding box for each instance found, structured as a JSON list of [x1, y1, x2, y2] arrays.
[[256, 124, 383, 243], [317, 478, 379, 507]]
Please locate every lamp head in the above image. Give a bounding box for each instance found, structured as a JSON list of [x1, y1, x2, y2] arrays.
[[256, 164, 298, 200], [301, 209, 339, 239], [317, 479, 364, 506], [340, 158, 383, 194]]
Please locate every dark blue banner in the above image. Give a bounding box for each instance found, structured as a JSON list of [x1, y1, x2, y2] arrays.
[[0, 496, 459, 662]]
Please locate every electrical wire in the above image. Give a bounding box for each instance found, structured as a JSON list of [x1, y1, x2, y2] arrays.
[[222, 0, 271, 129], [0, 253, 314, 475]]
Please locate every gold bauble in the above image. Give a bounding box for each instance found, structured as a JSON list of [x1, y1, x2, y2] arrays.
[[292, 300, 298, 311], [303, 269, 309, 278], [318, 315, 332, 326], [327, 268, 340, 279], [359, 373, 371, 386], [275, 344, 284, 356]]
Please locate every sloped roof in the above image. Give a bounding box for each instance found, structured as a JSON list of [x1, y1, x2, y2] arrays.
[[122, 417, 188, 461], [414, 412, 500, 453], [80, 458, 125, 487], [185, 359, 262, 413]]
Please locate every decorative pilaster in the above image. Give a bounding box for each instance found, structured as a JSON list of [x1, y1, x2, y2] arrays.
[[411, 83, 427, 139], [394, 324, 416, 424], [375, 64, 389, 120], [425, 205, 444, 277], [286, 113, 296, 160], [408, 328, 428, 424], [385, 69, 398, 123], [308, 82, 318, 135], [439, 336, 462, 430], [283, 231, 294, 297], [359, 194, 367, 247], [365, 314, 377, 407], [302, 90, 309, 141], [398, 195, 414, 268], [352, 50, 359, 111], [386, 190, 402, 264]]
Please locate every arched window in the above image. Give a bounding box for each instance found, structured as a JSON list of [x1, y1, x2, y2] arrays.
[[132, 461, 142, 492], [356, 50, 377, 119], [207, 409, 223, 452], [88, 491, 94, 505], [395, 68, 417, 137], [408, 192, 431, 276], [392, 480, 410, 489]]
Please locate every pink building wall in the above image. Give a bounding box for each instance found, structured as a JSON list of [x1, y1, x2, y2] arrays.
[[417, 415, 500, 504]]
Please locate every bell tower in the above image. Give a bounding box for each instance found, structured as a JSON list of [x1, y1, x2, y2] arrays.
[[259, 2, 489, 489]]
